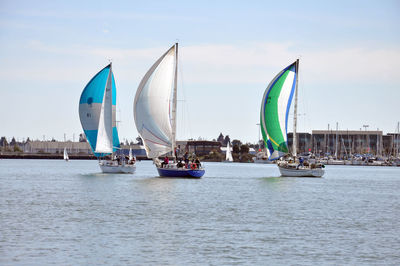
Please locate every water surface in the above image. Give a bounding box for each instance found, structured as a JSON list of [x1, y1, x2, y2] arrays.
[[1, 160, 399, 265]]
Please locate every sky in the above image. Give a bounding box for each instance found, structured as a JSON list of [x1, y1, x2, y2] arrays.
[[0, 0, 399, 144]]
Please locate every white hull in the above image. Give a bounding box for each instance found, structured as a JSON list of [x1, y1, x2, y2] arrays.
[[99, 161, 136, 174], [278, 165, 324, 177], [253, 159, 274, 164], [327, 159, 344, 165]]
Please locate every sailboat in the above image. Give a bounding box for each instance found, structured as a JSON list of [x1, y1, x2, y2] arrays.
[[260, 59, 324, 177], [134, 43, 205, 178], [79, 63, 135, 173], [225, 142, 233, 162], [63, 147, 69, 161], [129, 147, 133, 161]]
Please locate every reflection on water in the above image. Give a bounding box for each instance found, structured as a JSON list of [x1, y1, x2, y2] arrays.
[[1, 159, 400, 265]]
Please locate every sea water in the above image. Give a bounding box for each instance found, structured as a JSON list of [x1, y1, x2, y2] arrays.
[[1, 159, 400, 265]]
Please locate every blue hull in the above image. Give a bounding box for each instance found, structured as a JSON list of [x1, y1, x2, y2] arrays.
[[157, 167, 205, 178]]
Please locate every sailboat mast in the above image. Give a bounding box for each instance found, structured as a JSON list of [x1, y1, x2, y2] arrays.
[[292, 59, 299, 157], [171, 43, 178, 160], [397, 122, 400, 158]]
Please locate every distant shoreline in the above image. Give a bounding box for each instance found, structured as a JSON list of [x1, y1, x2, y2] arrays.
[[0, 153, 150, 160], [0, 153, 97, 160]]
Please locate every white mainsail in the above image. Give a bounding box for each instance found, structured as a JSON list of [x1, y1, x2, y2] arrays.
[[134, 44, 177, 159], [63, 147, 69, 161], [226, 142, 233, 162], [95, 64, 114, 154]]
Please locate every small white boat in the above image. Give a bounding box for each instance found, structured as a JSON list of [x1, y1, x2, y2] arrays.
[[99, 160, 135, 173], [63, 147, 69, 161], [225, 142, 233, 162], [253, 152, 274, 164], [327, 159, 344, 165], [278, 163, 324, 177]]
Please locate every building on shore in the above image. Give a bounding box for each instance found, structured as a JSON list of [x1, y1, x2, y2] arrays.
[[186, 140, 221, 156], [22, 141, 147, 158], [285, 130, 399, 158], [23, 141, 92, 154]]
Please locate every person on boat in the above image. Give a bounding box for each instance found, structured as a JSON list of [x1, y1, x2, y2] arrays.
[[174, 147, 180, 159], [194, 157, 201, 168], [184, 152, 189, 165], [177, 159, 184, 168], [297, 157, 304, 169], [161, 156, 169, 168]]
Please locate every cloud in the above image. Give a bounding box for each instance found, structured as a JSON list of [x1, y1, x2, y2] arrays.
[[2, 41, 399, 86]]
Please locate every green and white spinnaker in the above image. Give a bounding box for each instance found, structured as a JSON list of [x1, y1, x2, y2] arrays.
[[260, 60, 298, 160]]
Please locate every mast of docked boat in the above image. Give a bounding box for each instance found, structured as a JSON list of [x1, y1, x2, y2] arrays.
[[395, 121, 400, 158], [171, 43, 178, 161], [335, 122, 338, 159], [292, 59, 299, 158]]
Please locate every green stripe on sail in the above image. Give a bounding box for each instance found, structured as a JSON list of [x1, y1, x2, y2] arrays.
[[264, 69, 290, 153]]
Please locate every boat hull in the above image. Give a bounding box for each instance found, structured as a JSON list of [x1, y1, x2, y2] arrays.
[[253, 159, 274, 164], [278, 166, 324, 177], [157, 167, 205, 178], [99, 161, 136, 174]]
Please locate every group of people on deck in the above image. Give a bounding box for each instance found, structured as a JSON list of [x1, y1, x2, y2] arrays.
[[160, 151, 202, 169], [110, 154, 135, 165]]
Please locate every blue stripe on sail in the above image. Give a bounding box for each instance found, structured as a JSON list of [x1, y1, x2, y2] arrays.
[[112, 126, 120, 149], [285, 65, 297, 136], [267, 139, 274, 157], [79, 65, 110, 105], [111, 72, 117, 105]]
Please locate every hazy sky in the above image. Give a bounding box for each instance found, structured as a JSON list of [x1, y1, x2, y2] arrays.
[[1, 0, 399, 143]]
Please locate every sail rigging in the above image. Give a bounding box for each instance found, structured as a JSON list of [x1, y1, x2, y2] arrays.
[[134, 44, 177, 159], [260, 60, 298, 160]]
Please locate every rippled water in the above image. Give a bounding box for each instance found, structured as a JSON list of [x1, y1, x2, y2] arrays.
[[1, 159, 400, 265]]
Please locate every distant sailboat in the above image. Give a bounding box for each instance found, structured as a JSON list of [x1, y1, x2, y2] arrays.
[[79, 63, 135, 173], [129, 147, 133, 161], [260, 59, 324, 177], [63, 147, 69, 161], [134, 43, 205, 178], [225, 142, 233, 162]]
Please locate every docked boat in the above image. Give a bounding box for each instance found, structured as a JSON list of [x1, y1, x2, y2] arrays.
[[79, 63, 135, 173], [253, 151, 274, 164], [134, 43, 205, 178], [260, 59, 325, 177]]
